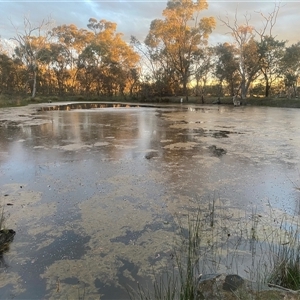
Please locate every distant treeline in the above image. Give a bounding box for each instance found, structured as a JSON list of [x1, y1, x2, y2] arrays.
[[1, 0, 299, 100]]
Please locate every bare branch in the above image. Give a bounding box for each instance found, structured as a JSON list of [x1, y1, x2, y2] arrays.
[[218, 4, 281, 99], [218, 10, 254, 47], [254, 2, 281, 39], [9, 15, 54, 98]]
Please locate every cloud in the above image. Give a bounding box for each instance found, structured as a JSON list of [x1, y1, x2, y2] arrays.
[[208, 1, 299, 45], [0, 0, 299, 46]]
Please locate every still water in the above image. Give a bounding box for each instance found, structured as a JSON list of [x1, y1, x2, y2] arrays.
[[0, 103, 300, 299]]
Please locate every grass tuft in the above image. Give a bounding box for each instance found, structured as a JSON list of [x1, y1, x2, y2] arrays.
[[129, 195, 300, 299], [267, 222, 300, 290], [0, 205, 4, 230]]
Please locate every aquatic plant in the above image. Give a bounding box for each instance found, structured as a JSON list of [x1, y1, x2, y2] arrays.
[[266, 215, 300, 291], [129, 209, 203, 300], [0, 205, 4, 230], [0, 205, 16, 253], [129, 196, 300, 299]]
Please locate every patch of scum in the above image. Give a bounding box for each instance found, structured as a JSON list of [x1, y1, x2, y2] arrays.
[[29, 171, 295, 298], [0, 185, 57, 295], [0, 272, 25, 296], [191, 155, 220, 168], [1, 105, 300, 297], [0, 186, 45, 223], [161, 109, 300, 165], [163, 141, 199, 150], [40, 193, 174, 299], [0, 175, 296, 296], [0, 105, 52, 127], [38, 197, 270, 299], [0, 185, 59, 256], [0, 167, 175, 298], [52, 141, 110, 151]]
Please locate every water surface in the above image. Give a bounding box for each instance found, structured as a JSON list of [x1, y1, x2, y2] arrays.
[[0, 103, 300, 298]]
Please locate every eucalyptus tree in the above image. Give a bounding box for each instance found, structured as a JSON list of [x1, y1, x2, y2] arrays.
[[51, 24, 94, 60], [38, 43, 73, 94], [130, 36, 179, 97], [219, 4, 281, 99], [145, 0, 216, 101], [11, 16, 53, 98], [281, 42, 300, 97], [50, 24, 94, 93], [77, 18, 140, 96], [193, 46, 214, 98], [77, 42, 110, 95], [127, 68, 140, 98], [214, 43, 240, 96], [257, 36, 285, 97], [0, 52, 25, 93]]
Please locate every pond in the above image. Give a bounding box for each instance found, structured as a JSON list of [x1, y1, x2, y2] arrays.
[[0, 102, 300, 299]]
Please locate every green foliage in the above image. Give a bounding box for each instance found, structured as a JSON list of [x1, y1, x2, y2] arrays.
[[257, 36, 285, 97], [145, 0, 216, 100], [214, 43, 240, 97], [281, 42, 300, 90], [0, 5, 298, 100]]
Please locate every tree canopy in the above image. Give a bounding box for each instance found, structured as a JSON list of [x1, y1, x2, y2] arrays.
[[1, 4, 300, 100], [145, 0, 215, 100]]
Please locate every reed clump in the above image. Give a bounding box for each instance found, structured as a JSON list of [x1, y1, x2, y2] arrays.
[[130, 196, 300, 299]]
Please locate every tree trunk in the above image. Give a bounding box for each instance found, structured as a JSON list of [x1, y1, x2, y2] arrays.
[[229, 80, 234, 97], [240, 75, 247, 99], [183, 77, 188, 101], [195, 79, 200, 96], [31, 69, 37, 98], [264, 73, 270, 97], [292, 84, 297, 98], [265, 84, 270, 97]]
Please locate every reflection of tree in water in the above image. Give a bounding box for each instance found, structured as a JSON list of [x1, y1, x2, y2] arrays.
[[0, 229, 16, 268]]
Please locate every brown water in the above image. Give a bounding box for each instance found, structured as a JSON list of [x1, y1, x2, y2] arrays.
[[0, 103, 300, 299]]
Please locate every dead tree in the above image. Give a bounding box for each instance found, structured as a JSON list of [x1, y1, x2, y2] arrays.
[[11, 16, 53, 98], [219, 4, 281, 99]]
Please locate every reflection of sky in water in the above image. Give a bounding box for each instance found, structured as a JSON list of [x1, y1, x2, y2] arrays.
[[1, 105, 300, 298], [1, 105, 300, 213], [1, 141, 35, 182]]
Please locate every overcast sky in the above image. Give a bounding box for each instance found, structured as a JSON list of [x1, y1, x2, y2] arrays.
[[0, 0, 299, 47]]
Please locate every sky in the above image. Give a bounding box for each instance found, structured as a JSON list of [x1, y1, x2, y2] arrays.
[[0, 0, 299, 48]]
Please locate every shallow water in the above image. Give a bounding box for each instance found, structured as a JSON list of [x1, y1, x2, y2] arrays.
[[0, 103, 300, 298]]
